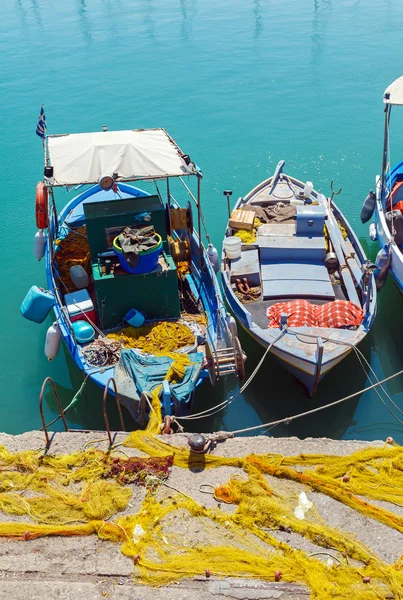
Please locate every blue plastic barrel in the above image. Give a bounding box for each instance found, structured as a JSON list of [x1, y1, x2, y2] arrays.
[[20, 286, 54, 323], [113, 234, 162, 274]]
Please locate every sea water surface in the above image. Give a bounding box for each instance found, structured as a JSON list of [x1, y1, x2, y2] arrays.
[[1, 0, 403, 442]]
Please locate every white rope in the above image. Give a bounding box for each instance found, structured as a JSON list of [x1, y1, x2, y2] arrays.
[[228, 367, 403, 436], [174, 329, 288, 421]]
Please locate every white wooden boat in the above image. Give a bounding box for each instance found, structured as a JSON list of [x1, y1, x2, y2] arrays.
[[221, 161, 377, 396]]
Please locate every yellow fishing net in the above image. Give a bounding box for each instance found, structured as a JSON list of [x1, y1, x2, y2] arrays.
[[55, 227, 91, 292], [107, 321, 195, 353], [234, 217, 262, 244], [0, 404, 403, 598]]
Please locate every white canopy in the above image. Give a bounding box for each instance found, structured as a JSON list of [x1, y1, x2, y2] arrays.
[[46, 128, 196, 186], [384, 76, 403, 106]]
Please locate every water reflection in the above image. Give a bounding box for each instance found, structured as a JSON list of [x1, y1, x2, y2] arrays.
[[253, 0, 262, 39], [77, 0, 93, 45], [31, 0, 43, 28], [144, 0, 156, 41], [180, 0, 189, 41], [311, 0, 332, 69]]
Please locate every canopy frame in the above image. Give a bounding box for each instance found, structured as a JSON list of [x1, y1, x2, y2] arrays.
[[43, 127, 198, 188]]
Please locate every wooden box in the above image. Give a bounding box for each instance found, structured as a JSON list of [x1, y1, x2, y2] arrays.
[[229, 209, 255, 231]]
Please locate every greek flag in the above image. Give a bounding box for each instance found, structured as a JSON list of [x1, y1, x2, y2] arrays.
[[36, 105, 46, 138]]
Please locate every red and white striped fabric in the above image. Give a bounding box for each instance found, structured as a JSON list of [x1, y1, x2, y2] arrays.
[[267, 299, 364, 329]]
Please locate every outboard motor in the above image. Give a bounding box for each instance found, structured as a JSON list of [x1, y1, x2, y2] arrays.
[[360, 190, 376, 224], [374, 244, 391, 290]]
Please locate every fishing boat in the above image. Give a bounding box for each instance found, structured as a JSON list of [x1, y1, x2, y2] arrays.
[[221, 161, 376, 396], [22, 126, 245, 422], [362, 76, 403, 292]]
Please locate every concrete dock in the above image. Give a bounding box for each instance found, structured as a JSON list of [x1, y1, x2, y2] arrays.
[[0, 431, 402, 599]]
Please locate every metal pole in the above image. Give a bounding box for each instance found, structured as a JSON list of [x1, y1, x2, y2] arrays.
[[197, 173, 203, 267], [223, 190, 233, 218], [381, 105, 391, 196], [166, 178, 171, 207]]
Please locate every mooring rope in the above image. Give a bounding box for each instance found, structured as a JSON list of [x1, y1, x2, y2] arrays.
[[174, 329, 288, 421], [228, 367, 403, 436]]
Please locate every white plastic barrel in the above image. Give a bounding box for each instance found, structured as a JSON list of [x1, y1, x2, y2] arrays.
[[223, 236, 241, 259], [34, 230, 46, 261], [45, 322, 61, 361], [70, 265, 89, 289]]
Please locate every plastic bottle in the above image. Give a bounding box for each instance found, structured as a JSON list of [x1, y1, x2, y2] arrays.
[[45, 322, 61, 361], [303, 181, 314, 198], [290, 198, 305, 206], [34, 230, 46, 261], [369, 223, 377, 241], [207, 243, 219, 272], [70, 265, 89, 289]]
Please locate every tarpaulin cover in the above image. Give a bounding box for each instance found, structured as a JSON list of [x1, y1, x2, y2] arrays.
[[47, 129, 195, 186], [114, 349, 204, 422], [267, 300, 364, 329]]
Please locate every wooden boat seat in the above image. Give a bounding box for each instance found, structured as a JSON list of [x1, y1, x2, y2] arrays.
[[258, 231, 326, 262], [230, 248, 260, 287], [261, 262, 335, 300], [257, 223, 296, 236]]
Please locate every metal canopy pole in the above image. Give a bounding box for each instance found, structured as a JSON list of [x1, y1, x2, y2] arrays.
[[381, 104, 391, 196], [197, 173, 203, 267]]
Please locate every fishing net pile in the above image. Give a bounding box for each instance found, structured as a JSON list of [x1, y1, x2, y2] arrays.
[[107, 321, 195, 354], [0, 408, 402, 598], [234, 217, 262, 244], [54, 227, 91, 292]]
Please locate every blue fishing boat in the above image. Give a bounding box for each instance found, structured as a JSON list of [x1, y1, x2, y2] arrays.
[[221, 161, 376, 396], [23, 127, 245, 422], [362, 76, 403, 293]]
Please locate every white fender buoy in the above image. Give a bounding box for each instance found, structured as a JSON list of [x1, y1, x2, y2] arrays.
[[34, 230, 46, 261], [369, 223, 377, 241], [45, 322, 61, 361], [207, 243, 219, 272]]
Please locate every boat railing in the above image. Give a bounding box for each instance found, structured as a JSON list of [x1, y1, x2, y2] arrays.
[[47, 208, 77, 340]]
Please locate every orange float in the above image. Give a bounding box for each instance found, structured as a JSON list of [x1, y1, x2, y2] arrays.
[[35, 182, 48, 229]]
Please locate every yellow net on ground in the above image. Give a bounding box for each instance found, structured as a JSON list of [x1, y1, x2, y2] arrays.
[[0, 408, 403, 598]]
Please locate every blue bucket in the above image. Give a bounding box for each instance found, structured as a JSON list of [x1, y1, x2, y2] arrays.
[[113, 234, 162, 274]]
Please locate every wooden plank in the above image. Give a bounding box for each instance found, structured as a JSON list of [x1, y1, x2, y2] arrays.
[[263, 279, 335, 300], [261, 262, 331, 282], [229, 209, 255, 230]]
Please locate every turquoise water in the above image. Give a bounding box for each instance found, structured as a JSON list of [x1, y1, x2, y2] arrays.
[[2, 0, 403, 442]]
